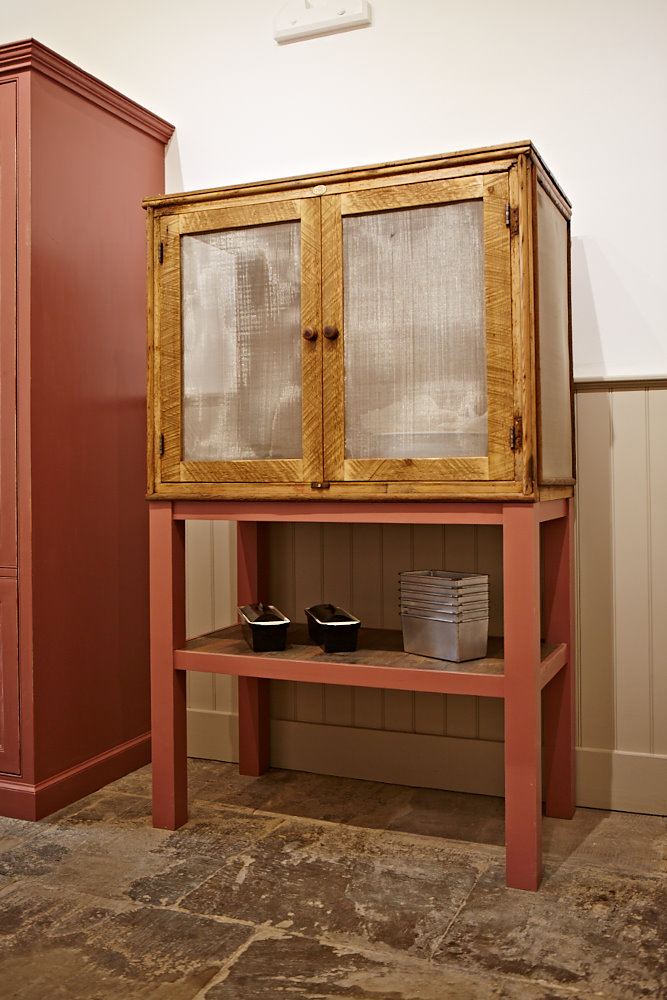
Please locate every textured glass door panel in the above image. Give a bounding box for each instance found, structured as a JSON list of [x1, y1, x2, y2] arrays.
[[182, 222, 302, 461], [343, 201, 487, 460]]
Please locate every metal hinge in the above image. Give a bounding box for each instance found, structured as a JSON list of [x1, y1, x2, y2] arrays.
[[158, 243, 164, 264], [159, 433, 164, 457], [509, 417, 523, 451], [505, 204, 519, 237]]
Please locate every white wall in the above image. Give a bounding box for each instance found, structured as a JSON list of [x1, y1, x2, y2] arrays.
[[3, 0, 666, 378]]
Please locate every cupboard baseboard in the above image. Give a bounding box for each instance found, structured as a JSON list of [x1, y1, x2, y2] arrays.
[[0, 732, 151, 821]]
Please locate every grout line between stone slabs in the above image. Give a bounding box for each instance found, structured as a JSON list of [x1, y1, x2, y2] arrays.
[[425, 852, 495, 958], [189, 923, 288, 1000]]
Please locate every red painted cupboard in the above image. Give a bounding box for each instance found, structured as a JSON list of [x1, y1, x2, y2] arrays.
[[0, 40, 173, 818]]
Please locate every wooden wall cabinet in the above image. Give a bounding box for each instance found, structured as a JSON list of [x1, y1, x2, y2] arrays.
[[0, 40, 173, 818], [146, 142, 573, 502]]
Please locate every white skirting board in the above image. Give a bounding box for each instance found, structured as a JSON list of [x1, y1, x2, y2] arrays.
[[575, 747, 667, 815], [185, 711, 667, 816]]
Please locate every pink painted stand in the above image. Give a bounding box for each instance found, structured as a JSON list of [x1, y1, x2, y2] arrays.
[[149, 499, 575, 891]]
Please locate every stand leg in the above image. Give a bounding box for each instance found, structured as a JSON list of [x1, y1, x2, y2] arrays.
[[503, 504, 542, 890], [237, 522, 270, 775], [238, 676, 270, 775], [542, 499, 576, 819], [149, 503, 187, 829]]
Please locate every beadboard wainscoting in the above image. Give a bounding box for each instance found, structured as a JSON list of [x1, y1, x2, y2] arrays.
[[182, 380, 667, 815]]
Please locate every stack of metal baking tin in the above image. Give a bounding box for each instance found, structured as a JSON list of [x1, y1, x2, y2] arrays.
[[399, 570, 489, 662]]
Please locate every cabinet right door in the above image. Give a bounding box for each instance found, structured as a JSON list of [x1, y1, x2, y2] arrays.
[[321, 172, 515, 487]]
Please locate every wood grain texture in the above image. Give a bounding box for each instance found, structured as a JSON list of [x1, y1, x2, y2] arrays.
[[148, 479, 542, 501], [143, 143, 538, 211], [300, 198, 324, 482], [483, 174, 515, 481], [171, 198, 304, 235], [517, 156, 538, 496], [320, 195, 345, 483], [340, 175, 484, 215], [156, 215, 182, 483]]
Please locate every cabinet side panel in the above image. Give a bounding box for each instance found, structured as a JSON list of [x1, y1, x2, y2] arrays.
[[27, 72, 166, 780], [536, 186, 573, 481]]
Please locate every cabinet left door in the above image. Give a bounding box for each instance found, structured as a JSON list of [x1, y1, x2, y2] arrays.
[[0, 80, 19, 775], [155, 197, 323, 489]]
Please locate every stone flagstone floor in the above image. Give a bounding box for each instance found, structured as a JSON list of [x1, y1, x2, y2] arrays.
[[0, 759, 665, 999]]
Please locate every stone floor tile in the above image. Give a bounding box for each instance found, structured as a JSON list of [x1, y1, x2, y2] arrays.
[[188, 760, 417, 830], [123, 805, 288, 906], [204, 931, 580, 999], [48, 789, 155, 830], [387, 787, 506, 848], [0, 812, 171, 900], [542, 808, 667, 876], [0, 815, 43, 854], [0, 881, 253, 1000], [102, 762, 153, 798], [159, 804, 287, 860], [434, 859, 667, 999], [0, 799, 285, 906], [179, 819, 490, 960], [127, 853, 226, 908]]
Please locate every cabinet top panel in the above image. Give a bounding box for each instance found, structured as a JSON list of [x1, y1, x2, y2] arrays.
[[143, 141, 571, 217]]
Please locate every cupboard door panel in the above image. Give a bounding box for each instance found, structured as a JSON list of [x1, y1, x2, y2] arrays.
[[0, 578, 19, 774], [322, 173, 514, 484], [159, 198, 322, 484], [0, 83, 17, 568]]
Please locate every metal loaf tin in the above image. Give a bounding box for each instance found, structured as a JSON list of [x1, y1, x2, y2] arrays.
[[401, 613, 489, 662], [400, 606, 489, 624], [399, 569, 489, 661], [399, 584, 489, 604], [238, 604, 290, 652], [399, 595, 489, 615], [305, 603, 361, 653], [399, 570, 489, 590]]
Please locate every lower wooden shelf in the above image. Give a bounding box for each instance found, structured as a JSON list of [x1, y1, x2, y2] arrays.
[[175, 625, 567, 699]]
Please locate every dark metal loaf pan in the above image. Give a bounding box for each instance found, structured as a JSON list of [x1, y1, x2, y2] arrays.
[[238, 604, 290, 652], [305, 603, 361, 653]]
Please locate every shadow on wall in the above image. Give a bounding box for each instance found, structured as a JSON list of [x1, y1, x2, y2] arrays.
[[165, 130, 184, 194], [571, 236, 667, 377]]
